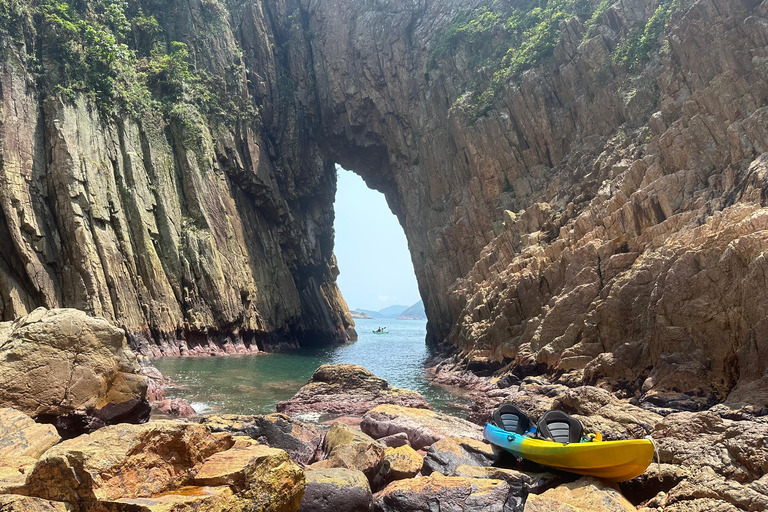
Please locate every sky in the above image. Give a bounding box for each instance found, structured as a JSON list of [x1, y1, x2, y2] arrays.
[[333, 167, 421, 312]]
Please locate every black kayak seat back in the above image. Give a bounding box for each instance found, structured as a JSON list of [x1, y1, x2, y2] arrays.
[[537, 410, 584, 444], [492, 404, 532, 435]]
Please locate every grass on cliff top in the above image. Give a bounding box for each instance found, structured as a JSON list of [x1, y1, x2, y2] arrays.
[[432, 0, 680, 119]]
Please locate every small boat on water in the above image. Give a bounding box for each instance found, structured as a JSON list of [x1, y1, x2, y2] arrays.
[[484, 405, 655, 482], [372, 330, 388, 334]]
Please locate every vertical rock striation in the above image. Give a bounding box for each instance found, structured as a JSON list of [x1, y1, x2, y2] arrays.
[[0, 0, 355, 354]]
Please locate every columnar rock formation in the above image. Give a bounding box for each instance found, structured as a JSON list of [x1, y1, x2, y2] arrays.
[[1, 0, 768, 407]]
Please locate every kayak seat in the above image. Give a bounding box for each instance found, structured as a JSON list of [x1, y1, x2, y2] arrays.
[[537, 410, 584, 444], [491, 404, 532, 435]]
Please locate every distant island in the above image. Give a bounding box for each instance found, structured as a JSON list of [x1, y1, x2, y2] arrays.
[[352, 300, 426, 320]]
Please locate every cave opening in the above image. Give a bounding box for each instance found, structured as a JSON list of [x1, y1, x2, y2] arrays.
[[332, 166, 422, 320]]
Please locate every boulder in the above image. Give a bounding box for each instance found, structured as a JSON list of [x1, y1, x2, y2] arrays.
[[422, 436, 496, 476], [523, 477, 636, 512], [200, 414, 323, 465], [361, 405, 483, 450], [382, 445, 422, 481], [24, 421, 233, 504], [276, 365, 431, 416], [0, 408, 60, 460], [0, 495, 73, 512], [0, 407, 61, 494], [194, 445, 305, 512], [153, 398, 196, 418], [301, 468, 372, 512], [309, 423, 385, 486], [0, 308, 149, 436], [373, 473, 511, 512]]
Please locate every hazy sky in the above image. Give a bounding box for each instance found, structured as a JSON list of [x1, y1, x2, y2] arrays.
[[333, 167, 421, 311]]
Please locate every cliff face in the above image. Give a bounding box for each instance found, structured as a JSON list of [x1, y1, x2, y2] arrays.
[[2, 0, 768, 407], [304, 0, 768, 407], [0, 0, 355, 354]]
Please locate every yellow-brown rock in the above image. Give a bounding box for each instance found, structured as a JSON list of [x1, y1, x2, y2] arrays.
[[374, 473, 510, 512], [524, 477, 637, 512], [382, 445, 422, 481], [310, 423, 384, 485], [193, 443, 306, 511], [24, 421, 233, 504], [89, 486, 239, 512], [300, 468, 372, 512], [0, 408, 60, 460], [0, 309, 147, 420], [0, 495, 73, 512]]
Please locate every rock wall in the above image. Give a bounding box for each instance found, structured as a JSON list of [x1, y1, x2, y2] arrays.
[[0, 0, 355, 354], [304, 0, 768, 407], [2, 0, 768, 407]]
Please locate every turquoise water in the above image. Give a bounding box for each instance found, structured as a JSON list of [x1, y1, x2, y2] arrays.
[[153, 318, 469, 416]]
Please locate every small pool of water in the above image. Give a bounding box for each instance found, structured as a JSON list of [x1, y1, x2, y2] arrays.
[[153, 318, 469, 416]]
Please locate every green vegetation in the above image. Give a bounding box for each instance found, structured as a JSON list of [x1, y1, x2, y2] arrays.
[[612, 0, 677, 71], [432, 0, 677, 119], [0, 0, 261, 167]]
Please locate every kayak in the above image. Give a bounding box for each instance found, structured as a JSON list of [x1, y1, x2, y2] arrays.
[[483, 422, 655, 482], [372, 330, 388, 334]]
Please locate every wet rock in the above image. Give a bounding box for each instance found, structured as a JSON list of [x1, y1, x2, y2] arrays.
[[24, 421, 233, 504], [0, 308, 148, 436], [373, 473, 511, 512], [361, 405, 483, 450], [382, 445, 422, 481], [200, 414, 323, 465], [422, 436, 496, 476], [310, 423, 385, 486], [0, 495, 73, 512], [524, 476, 636, 512], [301, 468, 372, 512], [276, 365, 431, 416], [153, 398, 196, 418]]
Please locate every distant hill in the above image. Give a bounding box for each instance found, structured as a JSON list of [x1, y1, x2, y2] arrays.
[[355, 304, 410, 319], [398, 300, 426, 320], [350, 310, 373, 319]]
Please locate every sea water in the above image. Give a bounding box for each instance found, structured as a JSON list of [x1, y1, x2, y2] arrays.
[[153, 318, 469, 415]]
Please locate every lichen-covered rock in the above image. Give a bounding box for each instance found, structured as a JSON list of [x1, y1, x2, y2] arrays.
[[373, 473, 511, 512], [276, 365, 431, 416], [0, 495, 73, 512], [382, 445, 422, 482], [361, 405, 483, 450], [201, 413, 325, 465], [422, 436, 496, 476], [452, 465, 562, 511], [301, 468, 372, 512], [0, 309, 148, 430], [24, 421, 233, 504], [89, 486, 239, 512], [309, 423, 385, 486]]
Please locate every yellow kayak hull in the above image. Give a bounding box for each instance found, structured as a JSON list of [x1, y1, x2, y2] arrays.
[[484, 424, 655, 482]]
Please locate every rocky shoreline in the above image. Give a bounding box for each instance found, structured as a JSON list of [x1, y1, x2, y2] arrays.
[[0, 308, 766, 512]]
